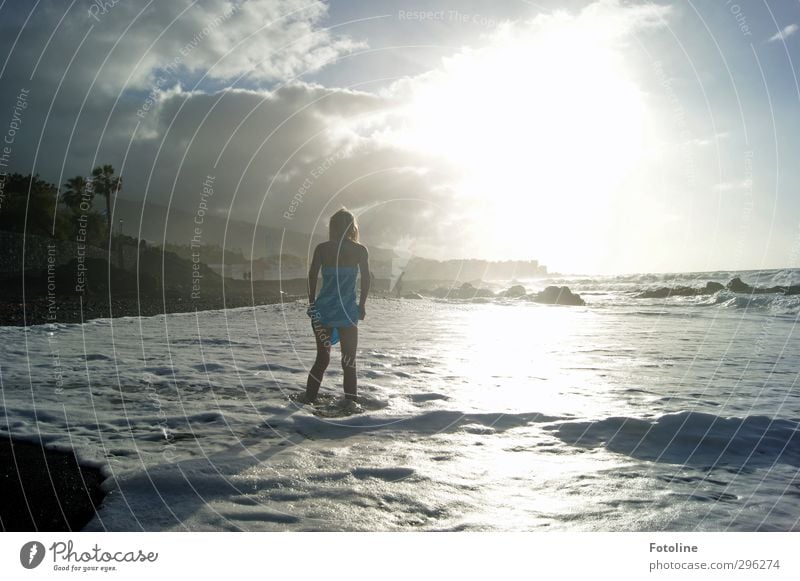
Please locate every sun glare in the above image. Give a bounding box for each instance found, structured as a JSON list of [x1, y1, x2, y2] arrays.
[[396, 20, 650, 271]]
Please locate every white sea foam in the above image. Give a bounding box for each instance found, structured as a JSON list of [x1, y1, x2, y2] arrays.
[[2, 278, 800, 531]]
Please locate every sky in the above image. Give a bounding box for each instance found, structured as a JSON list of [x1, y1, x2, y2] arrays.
[[0, 0, 799, 274]]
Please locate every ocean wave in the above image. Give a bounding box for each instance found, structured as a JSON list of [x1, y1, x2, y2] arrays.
[[536, 269, 800, 295], [423, 287, 800, 315], [694, 291, 800, 315], [288, 409, 561, 439], [551, 411, 800, 468], [416, 269, 800, 312], [741, 268, 800, 288]]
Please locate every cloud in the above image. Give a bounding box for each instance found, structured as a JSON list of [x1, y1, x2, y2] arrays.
[[767, 23, 799, 43], [0, 0, 675, 268], [0, 0, 460, 256], [688, 131, 730, 147], [0, 0, 365, 209], [712, 179, 752, 192], [123, 80, 465, 252], [0, 0, 362, 93]]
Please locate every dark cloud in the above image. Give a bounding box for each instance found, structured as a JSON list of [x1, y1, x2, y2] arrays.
[[0, 0, 461, 256], [7, 0, 789, 273]]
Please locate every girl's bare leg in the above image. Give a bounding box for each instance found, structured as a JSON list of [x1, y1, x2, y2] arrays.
[[306, 320, 332, 401], [338, 326, 358, 401]]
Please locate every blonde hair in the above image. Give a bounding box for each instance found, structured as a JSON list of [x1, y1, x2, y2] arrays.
[[329, 208, 359, 243]]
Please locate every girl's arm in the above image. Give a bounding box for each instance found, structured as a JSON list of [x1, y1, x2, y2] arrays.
[[307, 245, 321, 304], [358, 246, 370, 319]]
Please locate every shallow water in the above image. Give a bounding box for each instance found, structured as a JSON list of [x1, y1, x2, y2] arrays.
[[1, 269, 799, 531]]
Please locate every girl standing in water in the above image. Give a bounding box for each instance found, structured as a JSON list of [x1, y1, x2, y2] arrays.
[[302, 208, 370, 407]]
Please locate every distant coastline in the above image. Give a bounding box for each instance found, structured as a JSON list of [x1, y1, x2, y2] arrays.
[[0, 230, 311, 326], [0, 229, 553, 326]]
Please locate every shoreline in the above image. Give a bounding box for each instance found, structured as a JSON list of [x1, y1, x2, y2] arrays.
[[0, 436, 106, 531], [0, 294, 305, 327], [0, 290, 402, 328]]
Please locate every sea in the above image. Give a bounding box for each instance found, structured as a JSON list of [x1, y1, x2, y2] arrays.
[[1, 268, 799, 531]]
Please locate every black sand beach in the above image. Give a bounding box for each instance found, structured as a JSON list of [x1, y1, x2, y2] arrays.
[[0, 436, 105, 531], [0, 292, 302, 327]]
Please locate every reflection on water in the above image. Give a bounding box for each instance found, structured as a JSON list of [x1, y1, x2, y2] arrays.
[[1, 295, 798, 531]]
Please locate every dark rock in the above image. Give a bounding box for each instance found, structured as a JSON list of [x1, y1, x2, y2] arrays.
[[453, 282, 494, 299], [727, 277, 752, 293], [767, 285, 800, 295], [723, 277, 800, 295], [638, 281, 724, 299], [635, 277, 800, 300], [415, 283, 499, 299], [532, 286, 585, 306], [502, 284, 527, 298], [637, 287, 668, 299], [639, 285, 701, 298]]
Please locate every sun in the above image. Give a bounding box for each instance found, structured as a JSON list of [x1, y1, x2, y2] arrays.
[[392, 18, 651, 271]]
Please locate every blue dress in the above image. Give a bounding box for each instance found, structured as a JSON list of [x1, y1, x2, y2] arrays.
[[308, 265, 360, 345]]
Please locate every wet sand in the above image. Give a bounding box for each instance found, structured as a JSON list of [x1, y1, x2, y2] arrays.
[[0, 436, 105, 531]]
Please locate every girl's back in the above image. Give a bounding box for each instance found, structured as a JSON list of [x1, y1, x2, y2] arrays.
[[315, 239, 366, 268]]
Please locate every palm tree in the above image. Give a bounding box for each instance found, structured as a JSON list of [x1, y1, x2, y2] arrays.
[[61, 175, 92, 211], [91, 164, 122, 236]]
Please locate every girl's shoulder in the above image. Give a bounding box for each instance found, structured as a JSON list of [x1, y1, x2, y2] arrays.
[[350, 242, 369, 260], [320, 239, 367, 253], [314, 241, 337, 254], [315, 240, 365, 265]]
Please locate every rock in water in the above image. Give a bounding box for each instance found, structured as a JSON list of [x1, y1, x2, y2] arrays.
[[727, 277, 753, 293], [456, 282, 477, 299], [636, 278, 799, 300], [532, 286, 585, 306], [454, 282, 494, 299], [724, 277, 800, 295], [638, 284, 711, 298], [502, 284, 527, 298]]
